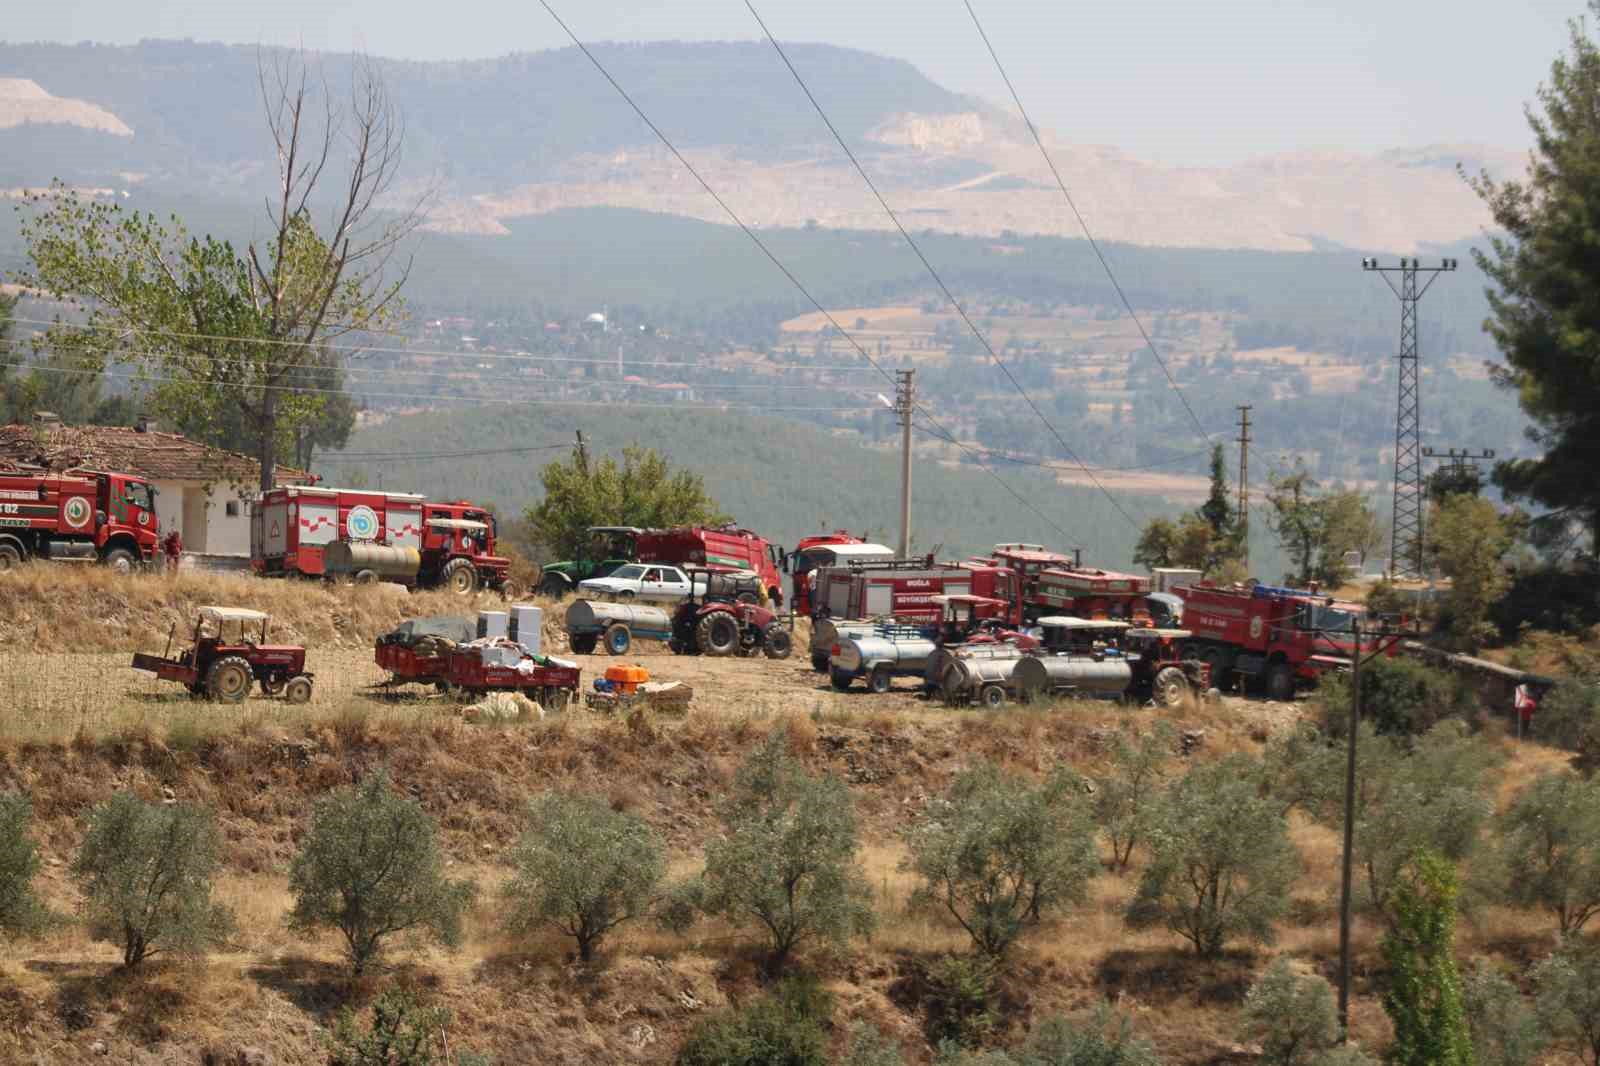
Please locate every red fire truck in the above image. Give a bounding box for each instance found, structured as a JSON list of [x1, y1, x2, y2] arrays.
[[1033, 566, 1154, 626], [635, 525, 785, 606], [814, 557, 1021, 625], [788, 533, 895, 615], [251, 486, 511, 594], [0, 466, 160, 572], [1175, 582, 1382, 700]]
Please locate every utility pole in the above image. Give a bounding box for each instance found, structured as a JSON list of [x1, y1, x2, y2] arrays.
[[895, 369, 915, 558], [1236, 405, 1252, 570], [1362, 256, 1457, 579], [1423, 446, 1496, 496]]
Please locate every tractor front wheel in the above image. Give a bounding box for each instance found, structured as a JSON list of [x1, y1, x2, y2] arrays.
[[284, 676, 313, 704], [442, 559, 479, 595], [206, 656, 253, 703], [539, 573, 571, 600], [1152, 666, 1191, 708], [697, 612, 740, 657], [762, 624, 793, 660]]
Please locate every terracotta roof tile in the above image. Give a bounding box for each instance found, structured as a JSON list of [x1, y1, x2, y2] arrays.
[[0, 424, 314, 484]]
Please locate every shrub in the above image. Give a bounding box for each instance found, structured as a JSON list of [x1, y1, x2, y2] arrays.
[[921, 954, 999, 1049], [0, 793, 46, 938], [288, 769, 477, 974], [327, 988, 449, 1066], [1126, 754, 1297, 957], [1532, 681, 1600, 753], [1488, 771, 1600, 934], [1094, 722, 1174, 870], [1238, 957, 1339, 1066], [1380, 850, 1473, 1066], [905, 763, 1098, 958], [1532, 942, 1600, 1066], [1316, 656, 1475, 739], [838, 1023, 905, 1066], [73, 791, 233, 966], [697, 731, 873, 971], [674, 977, 832, 1066], [501, 791, 665, 962], [1462, 961, 1545, 1066]]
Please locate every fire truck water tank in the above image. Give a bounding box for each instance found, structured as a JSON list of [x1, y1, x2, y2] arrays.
[[1013, 656, 1133, 701], [323, 542, 421, 579]]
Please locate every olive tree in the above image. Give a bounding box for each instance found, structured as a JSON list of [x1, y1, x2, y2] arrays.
[[0, 793, 46, 938], [502, 791, 665, 962], [1463, 961, 1546, 1066], [1534, 942, 1600, 1066], [289, 769, 476, 974], [1125, 754, 1298, 957], [1094, 722, 1175, 871], [73, 791, 233, 966], [696, 731, 874, 971], [1489, 771, 1600, 935], [1238, 957, 1339, 1066], [905, 762, 1099, 958]]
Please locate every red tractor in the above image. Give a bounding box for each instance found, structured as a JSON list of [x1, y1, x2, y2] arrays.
[[132, 606, 314, 703], [669, 568, 792, 659]]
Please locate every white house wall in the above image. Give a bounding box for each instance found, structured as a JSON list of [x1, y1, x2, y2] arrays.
[[152, 478, 256, 557]]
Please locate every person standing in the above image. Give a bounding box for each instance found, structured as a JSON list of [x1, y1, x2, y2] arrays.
[[162, 526, 183, 574]]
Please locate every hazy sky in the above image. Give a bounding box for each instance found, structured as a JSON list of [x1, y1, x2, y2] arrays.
[[5, 0, 1582, 164]]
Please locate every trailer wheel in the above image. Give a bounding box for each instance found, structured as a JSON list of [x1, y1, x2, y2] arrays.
[[1265, 661, 1296, 702], [546, 688, 570, 714], [206, 656, 253, 703], [809, 651, 829, 672], [1152, 666, 1191, 708], [830, 669, 855, 691], [442, 559, 479, 595], [979, 684, 1007, 709], [604, 624, 632, 655], [101, 547, 137, 575], [498, 579, 524, 602], [868, 667, 892, 694], [570, 633, 599, 655], [353, 569, 380, 586], [762, 624, 792, 660], [284, 676, 313, 704], [697, 612, 740, 657], [0, 543, 20, 572]]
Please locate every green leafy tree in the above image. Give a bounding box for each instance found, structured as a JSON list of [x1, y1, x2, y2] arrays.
[[1490, 771, 1600, 935], [72, 791, 234, 967], [1132, 517, 1179, 571], [1094, 722, 1175, 871], [1238, 957, 1339, 1066], [15, 53, 418, 490], [1266, 465, 1381, 586], [1534, 942, 1600, 1066], [1463, 961, 1547, 1066], [527, 444, 730, 561], [1380, 849, 1474, 1066], [1428, 493, 1513, 649], [1468, 2, 1600, 550], [1125, 754, 1297, 957], [0, 793, 46, 938], [696, 731, 874, 971], [288, 769, 476, 974], [501, 791, 665, 962], [905, 762, 1099, 958]]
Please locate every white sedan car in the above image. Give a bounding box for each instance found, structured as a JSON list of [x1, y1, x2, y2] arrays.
[[577, 563, 702, 603]]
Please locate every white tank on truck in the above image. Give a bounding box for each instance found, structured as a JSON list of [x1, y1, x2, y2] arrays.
[[829, 624, 937, 693]]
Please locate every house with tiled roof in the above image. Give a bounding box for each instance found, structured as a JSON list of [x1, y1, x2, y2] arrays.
[[0, 416, 316, 560]]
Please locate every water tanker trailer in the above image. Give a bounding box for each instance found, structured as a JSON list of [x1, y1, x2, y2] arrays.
[[326, 541, 422, 584], [829, 624, 937, 693], [564, 599, 674, 655], [1013, 654, 1135, 702], [809, 618, 880, 672], [934, 643, 1028, 708]]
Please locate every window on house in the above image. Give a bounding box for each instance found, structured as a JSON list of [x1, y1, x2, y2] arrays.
[[225, 500, 240, 518]]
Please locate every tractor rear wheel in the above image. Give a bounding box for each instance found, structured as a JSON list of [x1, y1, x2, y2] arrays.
[[604, 624, 632, 655], [0, 543, 21, 571], [499, 579, 524, 602], [697, 612, 740, 657], [762, 624, 793, 660], [442, 559, 479, 595], [1265, 661, 1296, 702], [206, 656, 253, 703], [101, 547, 137, 575], [570, 633, 599, 655], [284, 676, 313, 704], [1152, 666, 1191, 708]]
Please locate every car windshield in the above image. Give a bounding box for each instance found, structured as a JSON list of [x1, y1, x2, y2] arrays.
[[608, 565, 646, 580], [1310, 605, 1361, 632]]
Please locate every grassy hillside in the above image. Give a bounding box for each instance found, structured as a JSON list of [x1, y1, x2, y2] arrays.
[[318, 405, 1189, 568]]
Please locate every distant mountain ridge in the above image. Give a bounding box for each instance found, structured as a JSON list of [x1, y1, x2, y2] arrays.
[[0, 38, 1521, 252]]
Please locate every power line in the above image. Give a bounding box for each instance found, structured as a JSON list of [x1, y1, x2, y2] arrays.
[[958, 0, 1213, 446], [913, 423, 1208, 475], [326, 443, 578, 463], [536, 0, 1082, 548], [743, 0, 1139, 533]]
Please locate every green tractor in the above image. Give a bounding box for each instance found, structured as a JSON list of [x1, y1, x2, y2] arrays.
[[537, 526, 641, 600]]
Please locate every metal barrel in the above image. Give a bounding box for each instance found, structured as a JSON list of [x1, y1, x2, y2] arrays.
[[811, 618, 878, 656], [835, 633, 939, 674], [324, 541, 421, 578], [564, 599, 673, 632], [1013, 655, 1133, 701], [940, 654, 1022, 699]]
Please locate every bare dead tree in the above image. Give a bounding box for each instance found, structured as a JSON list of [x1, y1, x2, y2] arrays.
[[244, 50, 432, 490]]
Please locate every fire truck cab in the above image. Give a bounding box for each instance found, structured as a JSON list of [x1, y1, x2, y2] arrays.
[[0, 467, 159, 572]]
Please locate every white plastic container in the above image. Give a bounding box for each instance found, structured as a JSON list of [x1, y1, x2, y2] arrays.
[[509, 605, 543, 655]]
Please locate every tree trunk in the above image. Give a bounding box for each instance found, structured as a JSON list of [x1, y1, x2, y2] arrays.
[[258, 390, 277, 493]]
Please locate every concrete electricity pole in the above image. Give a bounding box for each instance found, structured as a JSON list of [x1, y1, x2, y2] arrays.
[[896, 369, 915, 558], [1236, 405, 1252, 570]]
